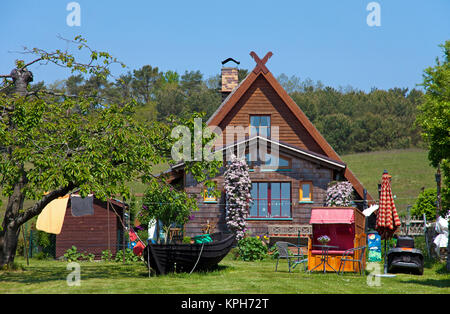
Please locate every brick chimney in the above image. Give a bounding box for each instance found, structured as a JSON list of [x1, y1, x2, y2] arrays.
[[221, 58, 239, 101]]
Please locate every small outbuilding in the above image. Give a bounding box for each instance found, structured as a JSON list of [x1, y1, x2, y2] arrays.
[[55, 197, 127, 259]]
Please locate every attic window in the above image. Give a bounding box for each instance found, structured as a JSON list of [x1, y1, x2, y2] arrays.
[[250, 115, 271, 138]]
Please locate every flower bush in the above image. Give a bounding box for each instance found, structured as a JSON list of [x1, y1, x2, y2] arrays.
[[224, 154, 252, 240], [325, 181, 354, 206]]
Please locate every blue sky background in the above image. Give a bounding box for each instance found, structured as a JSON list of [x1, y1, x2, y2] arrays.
[[1, 0, 449, 91]]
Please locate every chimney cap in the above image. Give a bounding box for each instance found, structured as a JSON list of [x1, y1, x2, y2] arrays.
[[221, 57, 240, 66]]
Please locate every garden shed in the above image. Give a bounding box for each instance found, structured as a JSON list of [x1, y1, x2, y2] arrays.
[[55, 197, 127, 259]]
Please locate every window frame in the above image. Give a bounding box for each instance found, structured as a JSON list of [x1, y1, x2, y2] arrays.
[[248, 181, 292, 219], [299, 181, 314, 203], [249, 114, 271, 138], [203, 184, 218, 203]]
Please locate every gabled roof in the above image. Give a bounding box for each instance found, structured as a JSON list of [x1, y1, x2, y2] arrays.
[[207, 51, 372, 202]]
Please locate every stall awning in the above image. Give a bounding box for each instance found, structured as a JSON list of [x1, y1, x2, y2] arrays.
[[309, 208, 355, 224]]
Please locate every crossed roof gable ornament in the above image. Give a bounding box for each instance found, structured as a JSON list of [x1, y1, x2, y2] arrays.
[[250, 51, 273, 74]]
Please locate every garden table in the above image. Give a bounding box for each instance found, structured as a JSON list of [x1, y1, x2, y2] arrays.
[[309, 244, 338, 273]]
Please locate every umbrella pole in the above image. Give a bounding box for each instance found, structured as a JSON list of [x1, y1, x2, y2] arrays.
[[384, 239, 387, 274]]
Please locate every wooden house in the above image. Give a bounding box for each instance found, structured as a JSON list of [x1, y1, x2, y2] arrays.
[[167, 52, 373, 238], [55, 197, 127, 259]]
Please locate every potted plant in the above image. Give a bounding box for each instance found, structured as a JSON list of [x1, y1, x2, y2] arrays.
[[317, 235, 331, 245]]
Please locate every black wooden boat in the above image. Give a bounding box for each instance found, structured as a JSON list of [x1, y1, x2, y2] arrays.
[[143, 232, 235, 275]]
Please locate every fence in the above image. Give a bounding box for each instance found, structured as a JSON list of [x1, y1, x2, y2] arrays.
[[399, 215, 426, 236]]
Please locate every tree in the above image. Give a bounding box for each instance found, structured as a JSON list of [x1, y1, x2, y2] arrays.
[[0, 37, 218, 267], [415, 40, 450, 271], [224, 154, 252, 240], [141, 179, 197, 243]]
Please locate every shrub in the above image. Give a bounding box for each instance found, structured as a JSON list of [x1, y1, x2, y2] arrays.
[[114, 248, 140, 263], [63, 246, 96, 262], [411, 188, 440, 221], [182, 236, 192, 244], [101, 250, 113, 262], [63, 246, 83, 262], [237, 236, 268, 261]]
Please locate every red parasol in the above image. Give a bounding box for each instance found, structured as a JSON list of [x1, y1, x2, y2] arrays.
[[376, 170, 401, 275], [376, 170, 401, 240]]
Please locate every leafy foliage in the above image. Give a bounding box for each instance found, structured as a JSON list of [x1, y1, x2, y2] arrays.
[[0, 36, 221, 266], [141, 180, 198, 242], [237, 236, 268, 261], [37, 63, 425, 157], [416, 40, 450, 212], [114, 248, 140, 263], [411, 188, 439, 221]]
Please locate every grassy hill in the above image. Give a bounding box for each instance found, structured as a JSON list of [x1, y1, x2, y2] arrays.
[[341, 148, 436, 214]]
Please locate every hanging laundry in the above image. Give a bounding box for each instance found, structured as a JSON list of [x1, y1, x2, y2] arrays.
[[70, 194, 94, 217], [133, 241, 145, 256], [128, 229, 145, 256], [36, 195, 70, 234]]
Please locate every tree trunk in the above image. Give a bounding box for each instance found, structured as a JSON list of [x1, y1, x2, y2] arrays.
[[0, 68, 30, 267], [0, 223, 21, 267], [0, 182, 75, 267], [0, 175, 26, 267]]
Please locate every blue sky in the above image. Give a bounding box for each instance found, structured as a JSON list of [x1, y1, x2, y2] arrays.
[[1, 0, 449, 91]]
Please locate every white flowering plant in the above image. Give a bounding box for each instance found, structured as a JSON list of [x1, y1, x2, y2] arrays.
[[224, 154, 252, 241], [325, 181, 354, 207]]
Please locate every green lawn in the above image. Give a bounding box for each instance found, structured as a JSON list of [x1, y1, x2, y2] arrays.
[[1, 255, 448, 294], [342, 148, 436, 214]]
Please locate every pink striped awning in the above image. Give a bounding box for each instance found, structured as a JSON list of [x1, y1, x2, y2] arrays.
[[309, 208, 355, 224]]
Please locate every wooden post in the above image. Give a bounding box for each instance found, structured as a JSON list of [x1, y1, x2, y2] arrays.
[[21, 225, 29, 266], [435, 165, 441, 220], [122, 199, 126, 264], [107, 199, 111, 253]]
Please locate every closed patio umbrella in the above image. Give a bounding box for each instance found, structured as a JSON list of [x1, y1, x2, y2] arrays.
[[376, 170, 401, 274]]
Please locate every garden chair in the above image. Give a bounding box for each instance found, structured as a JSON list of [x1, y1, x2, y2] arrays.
[[338, 246, 366, 275], [275, 241, 308, 273]]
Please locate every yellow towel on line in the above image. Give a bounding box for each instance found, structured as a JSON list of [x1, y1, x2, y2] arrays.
[[36, 195, 70, 235]]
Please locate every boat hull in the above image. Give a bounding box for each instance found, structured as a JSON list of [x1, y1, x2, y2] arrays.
[[143, 232, 235, 275]]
